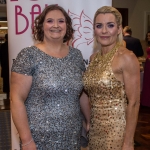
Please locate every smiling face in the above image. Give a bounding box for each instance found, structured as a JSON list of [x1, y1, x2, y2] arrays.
[[94, 13, 121, 47], [43, 10, 67, 42]]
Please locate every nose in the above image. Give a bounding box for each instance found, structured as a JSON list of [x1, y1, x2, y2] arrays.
[[53, 21, 59, 27], [102, 25, 107, 33]]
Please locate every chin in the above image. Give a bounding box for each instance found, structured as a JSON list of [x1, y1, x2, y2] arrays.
[[100, 42, 110, 46]]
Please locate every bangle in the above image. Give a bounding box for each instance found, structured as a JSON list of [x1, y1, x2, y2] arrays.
[[21, 138, 33, 147]]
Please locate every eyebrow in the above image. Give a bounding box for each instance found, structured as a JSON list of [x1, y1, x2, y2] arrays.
[[95, 22, 115, 24], [46, 18, 65, 20]]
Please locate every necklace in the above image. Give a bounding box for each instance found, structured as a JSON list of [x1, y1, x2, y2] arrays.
[[91, 43, 120, 74], [99, 43, 119, 61]]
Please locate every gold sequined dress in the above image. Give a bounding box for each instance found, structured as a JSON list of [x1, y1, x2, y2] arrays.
[[83, 45, 127, 150]]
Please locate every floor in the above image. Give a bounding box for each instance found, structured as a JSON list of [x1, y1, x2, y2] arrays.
[[134, 105, 150, 150], [0, 110, 11, 150]]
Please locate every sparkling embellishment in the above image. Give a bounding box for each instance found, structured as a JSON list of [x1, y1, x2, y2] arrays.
[[83, 43, 127, 150], [11, 46, 85, 149]]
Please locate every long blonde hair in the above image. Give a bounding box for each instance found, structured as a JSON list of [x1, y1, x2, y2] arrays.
[[93, 6, 123, 51]]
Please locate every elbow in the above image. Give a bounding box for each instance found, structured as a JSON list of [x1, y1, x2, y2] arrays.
[[129, 99, 140, 109], [134, 100, 140, 108], [10, 95, 25, 109]]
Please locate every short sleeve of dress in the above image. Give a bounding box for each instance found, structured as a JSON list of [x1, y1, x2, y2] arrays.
[[77, 50, 86, 72], [11, 47, 35, 76]]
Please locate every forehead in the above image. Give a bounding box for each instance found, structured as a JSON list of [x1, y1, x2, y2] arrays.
[[45, 10, 65, 18], [95, 13, 116, 23]]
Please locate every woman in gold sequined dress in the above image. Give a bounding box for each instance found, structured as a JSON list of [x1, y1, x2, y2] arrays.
[[83, 6, 140, 150]]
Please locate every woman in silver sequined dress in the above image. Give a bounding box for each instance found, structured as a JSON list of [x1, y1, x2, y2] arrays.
[[11, 5, 90, 150]]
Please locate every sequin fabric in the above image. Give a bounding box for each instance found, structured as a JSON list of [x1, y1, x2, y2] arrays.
[[83, 48, 127, 150], [11, 46, 85, 150]]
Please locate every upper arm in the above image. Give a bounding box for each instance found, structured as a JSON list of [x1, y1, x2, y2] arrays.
[[80, 91, 89, 102], [122, 53, 140, 104], [11, 72, 32, 102], [10, 48, 35, 102]]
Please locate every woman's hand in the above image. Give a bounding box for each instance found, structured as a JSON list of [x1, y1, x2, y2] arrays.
[[22, 141, 37, 150]]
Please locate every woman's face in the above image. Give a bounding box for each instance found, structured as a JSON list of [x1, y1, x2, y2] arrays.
[[43, 10, 67, 42], [147, 33, 150, 41], [94, 13, 121, 47]]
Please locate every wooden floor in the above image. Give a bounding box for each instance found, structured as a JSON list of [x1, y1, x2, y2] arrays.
[[134, 105, 150, 150]]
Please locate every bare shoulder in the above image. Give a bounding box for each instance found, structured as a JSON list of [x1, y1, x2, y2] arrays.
[[117, 46, 135, 59], [116, 46, 139, 68]]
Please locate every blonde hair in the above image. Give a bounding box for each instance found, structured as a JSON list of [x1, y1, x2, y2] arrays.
[[123, 26, 132, 35], [93, 6, 123, 51]]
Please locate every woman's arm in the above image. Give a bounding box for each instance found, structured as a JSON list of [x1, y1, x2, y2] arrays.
[[80, 92, 91, 131], [11, 72, 36, 149], [121, 52, 140, 150]]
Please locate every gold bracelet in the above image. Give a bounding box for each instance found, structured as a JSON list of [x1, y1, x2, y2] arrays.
[[21, 138, 33, 147]]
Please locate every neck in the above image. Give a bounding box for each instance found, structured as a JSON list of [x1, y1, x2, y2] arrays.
[[124, 33, 130, 36], [42, 40, 64, 52], [101, 42, 117, 55]]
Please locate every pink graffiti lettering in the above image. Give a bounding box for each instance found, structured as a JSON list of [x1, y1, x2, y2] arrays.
[[30, 4, 41, 32], [15, 4, 55, 35], [68, 10, 93, 48], [15, 5, 29, 34]]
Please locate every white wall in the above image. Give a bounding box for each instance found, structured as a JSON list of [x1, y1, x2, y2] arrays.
[[112, 0, 150, 40]]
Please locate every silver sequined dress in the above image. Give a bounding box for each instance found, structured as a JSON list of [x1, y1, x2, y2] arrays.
[[11, 46, 85, 150]]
